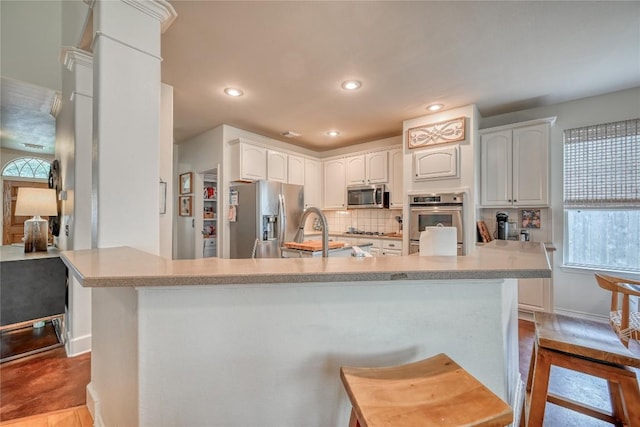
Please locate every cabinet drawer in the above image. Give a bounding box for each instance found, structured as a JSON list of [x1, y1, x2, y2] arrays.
[[382, 240, 401, 250]]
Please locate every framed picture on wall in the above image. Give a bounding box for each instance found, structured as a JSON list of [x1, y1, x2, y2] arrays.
[[179, 196, 192, 217], [179, 172, 193, 194], [521, 209, 541, 229]]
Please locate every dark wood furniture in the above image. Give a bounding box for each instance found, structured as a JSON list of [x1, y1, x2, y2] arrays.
[[1, 246, 66, 327], [340, 353, 513, 427], [524, 312, 640, 426]]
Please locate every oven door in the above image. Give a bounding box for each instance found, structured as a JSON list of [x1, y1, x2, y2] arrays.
[[409, 208, 463, 243]]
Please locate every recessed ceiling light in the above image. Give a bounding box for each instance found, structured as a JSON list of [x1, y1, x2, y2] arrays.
[[327, 130, 340, 137], [341, 80, 362, 91], [427, 103, 444, 112], [224, 87, 244, 97]]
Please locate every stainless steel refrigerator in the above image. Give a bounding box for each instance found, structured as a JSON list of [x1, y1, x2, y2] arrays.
[[229, 181, 304, 258]]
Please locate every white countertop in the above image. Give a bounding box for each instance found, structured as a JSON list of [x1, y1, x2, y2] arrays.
[[61, 240, 550, 288], [1, 245, 60, 262]]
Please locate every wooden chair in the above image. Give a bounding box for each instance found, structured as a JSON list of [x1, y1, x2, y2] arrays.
[[595, 273, 640, 347], [340, 353, 513, 427], [523, 312, 640, 426]]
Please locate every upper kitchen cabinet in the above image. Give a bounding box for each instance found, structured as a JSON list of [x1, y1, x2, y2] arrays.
[[267, 150, 288, 183], [229, 139, 267, 181], [288, 154, 305, 186], [304, 158, 322, 209], [413, 145, 459, 181], [345, 152, 389, 186], [323, 158, 346, 209], [388, 148, 403, 208], [480, 119, 554, 207]]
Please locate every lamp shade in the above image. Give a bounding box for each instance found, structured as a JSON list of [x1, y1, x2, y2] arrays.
[[15, 188, 57, 217]]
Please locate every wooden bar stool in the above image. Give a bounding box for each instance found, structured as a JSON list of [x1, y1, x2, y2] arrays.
[[340, 353, 513, 427], [524, 312, 640, 426]]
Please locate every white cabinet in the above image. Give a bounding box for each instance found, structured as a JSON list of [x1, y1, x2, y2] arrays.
[[323, 159, 346, 209], [267, 150, 288, 183], [480, 121, 550, 207], [345, 152, 389, 186], [381, 239, 402, 256], [304, 158, 322, 209], [413, 145, 459, 181], [518, 246, 554, 315], [388, 148, 403, 208], [229, 139, 267, 181], [288, 154, 305, 186]]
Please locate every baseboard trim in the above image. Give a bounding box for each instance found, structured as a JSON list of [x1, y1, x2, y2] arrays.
[[64, 333, 92, 357], [553, 308, 608, 323], [87, 382, 105, 427]]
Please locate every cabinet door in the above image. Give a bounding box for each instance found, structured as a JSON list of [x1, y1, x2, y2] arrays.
[[288, 154, 305, 186], [512, 123, 549, 206], [345, 155, 366, 186], [267, 150, 288, 183], [323, 159, 346, 209], [413, 145, 459, 181], [366, 151, 389, 184], [304, 159, 322, 208], [240, 144, 267, 181], [518, 278, 548, 312], [480, 131, 512, 206], [388, 148, 403, 208]]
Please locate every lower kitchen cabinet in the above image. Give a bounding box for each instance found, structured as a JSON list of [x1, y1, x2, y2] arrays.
[[381, 239, 401, 256], [518, 245, 553, 317]]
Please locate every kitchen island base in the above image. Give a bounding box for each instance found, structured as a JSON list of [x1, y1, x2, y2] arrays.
[[88, 278, 520, 427]]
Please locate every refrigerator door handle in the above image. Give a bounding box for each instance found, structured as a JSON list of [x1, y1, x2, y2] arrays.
[[278, 193, 286, 246]]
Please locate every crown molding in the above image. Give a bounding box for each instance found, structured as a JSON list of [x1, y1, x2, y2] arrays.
[[122, 0, 177, 33], [60, 47, 94, 71]]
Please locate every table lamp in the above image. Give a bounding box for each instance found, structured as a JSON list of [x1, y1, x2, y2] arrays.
[[15, 187, 57, 252]]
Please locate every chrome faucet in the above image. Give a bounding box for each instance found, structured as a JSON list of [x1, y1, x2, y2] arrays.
[[293, 206, 329, 258]]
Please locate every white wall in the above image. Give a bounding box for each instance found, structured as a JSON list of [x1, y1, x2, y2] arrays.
[[480, 87, 640, 319]]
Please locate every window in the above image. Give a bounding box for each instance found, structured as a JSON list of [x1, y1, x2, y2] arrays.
[[1, 157, 51, 179], [563, 119, 639, 272]]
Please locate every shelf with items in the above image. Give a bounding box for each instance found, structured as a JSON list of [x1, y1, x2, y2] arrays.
[[202, 175, 218, 255]]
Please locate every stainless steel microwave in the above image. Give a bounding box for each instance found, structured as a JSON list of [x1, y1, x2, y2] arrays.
[[347, 184, 389, 209]]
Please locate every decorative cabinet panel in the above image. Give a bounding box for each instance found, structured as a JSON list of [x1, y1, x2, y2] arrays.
[[413, 145, 459, 181], [304, 158, 322, 209], [229, 139, 267, 181], [518, 246, 554, 315], [267, 150, 288, 183], [288, 154, 305, 186], [388, 148, 403, 208], [323, 159, 346, 209], [345, 152, 389, 185], [480, 121, 550, 207]]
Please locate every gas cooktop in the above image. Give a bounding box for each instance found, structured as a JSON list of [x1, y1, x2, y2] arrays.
[[345, 231, 385, 236]]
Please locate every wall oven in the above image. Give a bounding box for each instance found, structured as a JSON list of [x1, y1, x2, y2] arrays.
[[408, 193, 464, 255], [347, 184, 389, 209]]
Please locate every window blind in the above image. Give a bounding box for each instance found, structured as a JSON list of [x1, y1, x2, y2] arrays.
[[564, 118, 639, 208]]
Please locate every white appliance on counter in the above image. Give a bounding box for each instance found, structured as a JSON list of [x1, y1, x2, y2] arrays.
[[408, 193, 465, 255], [229, 181, 304, 258]]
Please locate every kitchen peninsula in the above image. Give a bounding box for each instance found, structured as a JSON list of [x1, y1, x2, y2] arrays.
[[62, 240, 550, 427]]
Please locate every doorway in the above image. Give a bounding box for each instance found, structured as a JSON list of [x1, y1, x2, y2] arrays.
[[2, 180, 50, 245]]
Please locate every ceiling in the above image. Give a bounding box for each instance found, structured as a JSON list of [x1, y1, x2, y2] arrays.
[[1, 1, 638, 157], [0, 77, 58, 155], [161, 1, 640, 151]]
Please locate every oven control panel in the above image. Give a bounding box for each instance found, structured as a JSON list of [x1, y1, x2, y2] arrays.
[[410, 193, 463, 206]]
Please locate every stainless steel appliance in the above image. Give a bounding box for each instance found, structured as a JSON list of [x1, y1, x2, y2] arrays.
[[408, 193, 464, 255], [496, 212, 509, 240], [229, 181, 304, 258], [347, 184, 389, 209]]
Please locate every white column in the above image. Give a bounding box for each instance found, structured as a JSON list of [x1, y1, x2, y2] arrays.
[[91, 0, 176, 255], [60, 47, 94, 356]]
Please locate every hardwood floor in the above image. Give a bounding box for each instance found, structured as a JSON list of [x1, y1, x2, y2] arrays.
[[0, 319, 637, 425]]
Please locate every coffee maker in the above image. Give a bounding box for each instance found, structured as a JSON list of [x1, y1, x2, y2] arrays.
[[496, 212, 509, 240]]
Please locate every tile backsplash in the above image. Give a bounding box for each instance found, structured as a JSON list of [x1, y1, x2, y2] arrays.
[[306, 209, 403, 234], [478, 207, 553, 244]]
